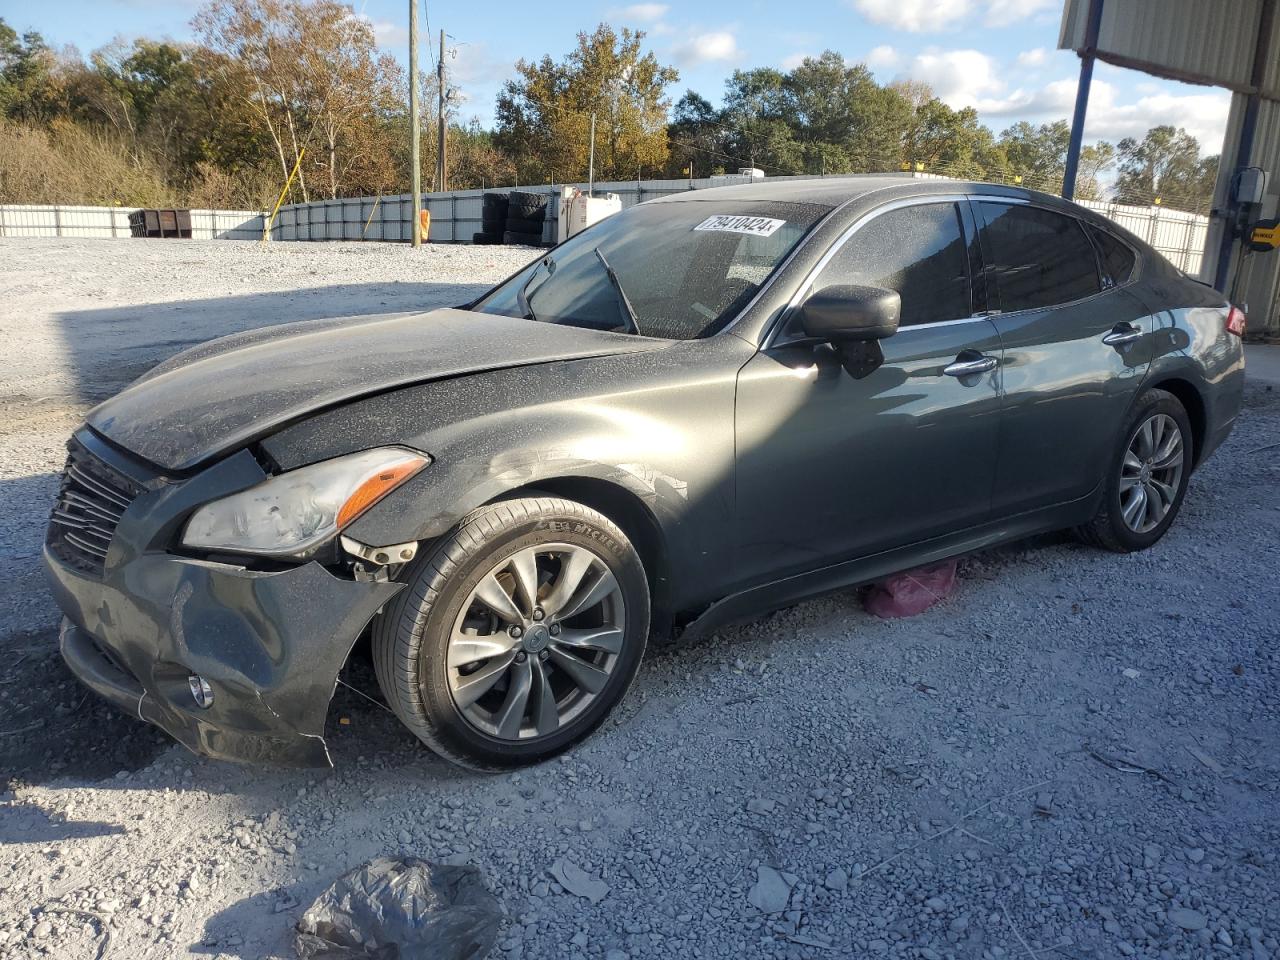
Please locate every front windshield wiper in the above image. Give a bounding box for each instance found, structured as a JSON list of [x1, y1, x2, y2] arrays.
[[593, 247, 643, 336], [517, 256, 554, 322]]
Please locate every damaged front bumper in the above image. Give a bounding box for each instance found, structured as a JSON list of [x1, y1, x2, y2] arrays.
[[43, 434, 403, 767]]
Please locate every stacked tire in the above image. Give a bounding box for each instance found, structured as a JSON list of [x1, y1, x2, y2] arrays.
[[502, 191, 547, 246], [473, 193, 508, 245]]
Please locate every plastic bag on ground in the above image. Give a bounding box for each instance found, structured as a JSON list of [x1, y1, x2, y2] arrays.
[[295, 857, 503, 960], [863, 561, 958, 619]]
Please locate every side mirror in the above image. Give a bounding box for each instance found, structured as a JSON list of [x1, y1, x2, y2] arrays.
[[799, 284, 901, 343]]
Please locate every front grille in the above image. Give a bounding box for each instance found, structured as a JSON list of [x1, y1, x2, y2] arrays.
[[46, 437, 146, 576]]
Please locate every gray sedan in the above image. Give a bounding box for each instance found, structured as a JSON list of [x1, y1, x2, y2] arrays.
[[45, 177, 1245, 770]]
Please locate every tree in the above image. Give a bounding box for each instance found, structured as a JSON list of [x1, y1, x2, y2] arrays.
[[194, 0, 402, 200], [664, 90, 725, 177], [447, 120, 517, 189], [998, 120, 1070, 186], [1114, 125, 1217, 210], [496, 24, 677, 184], [0, 21, 72, 122], [718, 66, 796, 172], [1074, 141, 1116, 200]]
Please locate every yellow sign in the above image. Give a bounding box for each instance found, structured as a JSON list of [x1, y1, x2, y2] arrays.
[[1251, 223, 1280, 250]]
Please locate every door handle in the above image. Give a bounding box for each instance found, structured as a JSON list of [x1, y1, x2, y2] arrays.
[[943, 353, 998, 377], [1102, 324, 1143, 346]]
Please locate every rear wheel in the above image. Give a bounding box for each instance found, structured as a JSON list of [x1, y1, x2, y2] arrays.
[[1076, 388, 1192, 552], [371, 497, 649, 770]]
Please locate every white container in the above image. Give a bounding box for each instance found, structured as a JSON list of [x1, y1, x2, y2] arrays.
[[551, 187, 622, 242], [708, 168, 766, 187], [568, 193, 621, 238]]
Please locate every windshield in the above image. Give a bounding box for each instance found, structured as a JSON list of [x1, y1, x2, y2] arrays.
[[471, 199, 826, 339]]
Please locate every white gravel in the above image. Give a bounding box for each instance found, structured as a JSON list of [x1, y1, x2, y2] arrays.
[[1, 238, 1278, 960]]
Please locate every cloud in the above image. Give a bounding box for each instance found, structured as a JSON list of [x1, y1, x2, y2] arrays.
[[362, 17, 408, 51], [984, 0, 1057, 26], [888, 44, 1230, 149], [613, 3, 669, 20], [972, 73, 1229, 149], [671, 31, 741, 66], [851, 0, 970, 32], [781, 52, 813, 71], [851, 0, 1058, 31], [1070, 83, 1232, 149], [900, 49, 1006, 109], [866, 44, 900, 68]]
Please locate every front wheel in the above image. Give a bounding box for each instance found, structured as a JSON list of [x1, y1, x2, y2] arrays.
[[1076, 388, 1193, 553], [371, 497, 649, 770]]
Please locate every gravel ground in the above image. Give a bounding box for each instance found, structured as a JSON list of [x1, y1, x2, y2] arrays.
[[1, 238, 1278, 960]]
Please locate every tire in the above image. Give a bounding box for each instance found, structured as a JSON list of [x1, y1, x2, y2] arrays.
[[1075, 388, 1193, 553], [507, 191, 547, 221], [505, 211, 545, 230], [505, 214, 545, 231], [371, 497, 650, 771], [502, 229, 544, 247], [481, 192, 509, 225], [472, 231, 503, 245]]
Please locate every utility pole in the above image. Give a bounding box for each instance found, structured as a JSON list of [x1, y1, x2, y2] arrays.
[[408, 0, 421, 247], [588, 113, 596, 197], [436, 29, 447, 194]]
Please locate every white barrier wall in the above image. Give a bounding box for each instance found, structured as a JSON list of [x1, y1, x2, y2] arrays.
[[0, 206, 266, 240], [270, 176, 1210, 275], [0, 186, 1209, 275], [1079, 200, 1208, 275]]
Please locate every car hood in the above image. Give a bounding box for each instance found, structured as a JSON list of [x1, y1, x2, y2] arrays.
[[87, 308, 663, 472]]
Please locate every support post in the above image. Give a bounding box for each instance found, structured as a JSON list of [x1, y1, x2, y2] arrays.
[[436, 29, 447, 194], [1062, 0, 1104, 201], [588, 112, 596, 197], [1212, 0, 1275, 291], [409, 0, 421, 247]]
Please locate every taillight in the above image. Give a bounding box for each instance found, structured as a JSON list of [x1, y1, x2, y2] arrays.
[[1226, 305, 1247, 337]]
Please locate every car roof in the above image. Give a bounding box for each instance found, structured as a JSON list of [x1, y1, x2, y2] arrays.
[[645, 173, 1075, 214]]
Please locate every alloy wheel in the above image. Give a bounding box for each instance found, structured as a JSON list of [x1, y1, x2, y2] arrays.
[[446, 543, 626, 740], [1119, 413, 1185, 534]]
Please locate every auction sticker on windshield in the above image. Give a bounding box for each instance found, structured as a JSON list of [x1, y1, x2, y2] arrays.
[[693, 215, 786, 237]]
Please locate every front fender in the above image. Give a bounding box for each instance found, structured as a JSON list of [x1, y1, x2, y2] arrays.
[[259, 341, 751, 613]]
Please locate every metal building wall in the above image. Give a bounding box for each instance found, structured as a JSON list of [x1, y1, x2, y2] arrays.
[[1059, 0, 1269, 93], [1204, 94, 1280, 330], [1060, 0, 1280, 331]]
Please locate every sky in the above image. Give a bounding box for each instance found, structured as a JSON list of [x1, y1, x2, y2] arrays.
[[3, 0, 1234, 156]]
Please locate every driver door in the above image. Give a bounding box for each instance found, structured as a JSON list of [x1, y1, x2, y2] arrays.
[[733, 199, 1004, 588]]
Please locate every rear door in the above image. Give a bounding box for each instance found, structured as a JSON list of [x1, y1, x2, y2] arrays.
[[733, 199, 1003, 588], [972, 199, 1154, 515]]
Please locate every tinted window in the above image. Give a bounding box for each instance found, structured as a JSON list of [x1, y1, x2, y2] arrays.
[[472, 200, 825, 340], [1086, 223, 1137, 287], [808, 203, 972, 327], [978, 203, 1101, 311]]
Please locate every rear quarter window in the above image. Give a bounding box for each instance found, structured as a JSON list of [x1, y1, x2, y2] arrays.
[[1086, 223, 1138, 288]]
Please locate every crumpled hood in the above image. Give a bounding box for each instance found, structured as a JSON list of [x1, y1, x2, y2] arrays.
[[87, 308, 662, 471]]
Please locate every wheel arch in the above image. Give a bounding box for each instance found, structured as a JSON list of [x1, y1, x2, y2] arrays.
[[1145, 376, 1207, 468]]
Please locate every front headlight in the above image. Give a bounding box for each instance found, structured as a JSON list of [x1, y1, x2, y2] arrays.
[[181, 447, 429, 557]]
